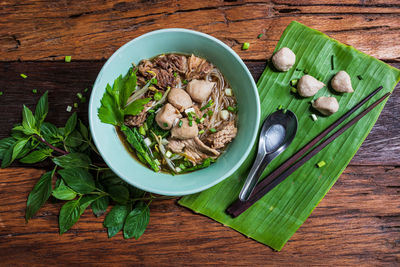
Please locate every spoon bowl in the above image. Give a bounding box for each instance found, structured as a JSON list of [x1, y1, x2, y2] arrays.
[[239, 109, 298, 201]]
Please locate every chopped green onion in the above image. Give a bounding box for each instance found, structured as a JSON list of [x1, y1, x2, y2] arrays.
[[77, 92, 83, 99], [227, 106, 235, 112], [283, 108, 287, 114], [66, 105, 72, 112], [188, 112, 193, 120], [311, 114, 318, 121], [73, 102, 78, 108], [200, 100, 214, 111], [178, 120, 183, 127], [0, 92, 3, 96], [331, 55, 334, 70], [207, 110, 213, 116], [20, 74, 27, 79], [290, 79, 298, 86], [150, 77, 158, 85], [183, 79, 188, 84], [143, 122, 148, 131], [317, 160, 326, 168], [257, 34, 263, 39], [32, 89, 37, 94], [84, 88, 89, 93], [80, 96, 86, 103], [357, 75, 363, 80], [139, 126, 146, 136], [199, 117, 205, 123], [65, 56, 72, 63], [278, 105, 283, 110], [154, 159, 161, 166], [210, 128, 217, 133], [179, 163, 186, 170], [165, 150, 172, 158], [188, 120, 193, 127], [290, 87, 297, 94], [154, 91, 163, 101], [202, 113, 207, 118], [163, 122, 168, 128], [199, 129, 205, 134], [173, 72, 177, 77], [242, 42, 250, 50], [148, 109, 155, 113], [195, 118, 201, 124]]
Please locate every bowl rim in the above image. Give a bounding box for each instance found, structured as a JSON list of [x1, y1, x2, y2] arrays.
[[89, 28, 260, 195]]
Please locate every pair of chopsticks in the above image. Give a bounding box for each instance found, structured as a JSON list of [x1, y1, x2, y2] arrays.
[[226, 86, 390, 218]]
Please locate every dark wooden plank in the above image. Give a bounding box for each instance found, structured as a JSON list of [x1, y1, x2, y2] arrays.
[[0, 0, 399, 61], [0, 166, 398, 265], [0, 61, 398, 165]]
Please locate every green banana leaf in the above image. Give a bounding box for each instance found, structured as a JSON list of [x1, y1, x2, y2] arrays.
[[179, 21, 400, 251]]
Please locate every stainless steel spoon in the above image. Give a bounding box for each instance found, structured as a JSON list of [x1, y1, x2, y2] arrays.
[[239, 109, 298, 201]]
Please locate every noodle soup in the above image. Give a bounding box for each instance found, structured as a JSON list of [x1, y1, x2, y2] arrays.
[[120, 54, 238, 174]]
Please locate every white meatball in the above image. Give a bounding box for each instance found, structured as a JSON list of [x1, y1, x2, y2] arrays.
[[312, 96, 339, 116], [297, 75, 325, 97], [272, 47, 296, 72], [331, 71, 354, 93]]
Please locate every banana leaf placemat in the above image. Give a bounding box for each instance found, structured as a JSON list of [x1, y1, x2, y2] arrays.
[[179, 21, 400, 251]]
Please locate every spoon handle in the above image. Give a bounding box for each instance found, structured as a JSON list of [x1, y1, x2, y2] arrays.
[[239, 154, 271, 201]]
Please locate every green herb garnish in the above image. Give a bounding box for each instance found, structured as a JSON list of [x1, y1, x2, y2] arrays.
[[73, 102, 78, 108], [163, 122, 168, 128], [317, 160, 326, 168], [178, 120, 183, 127], [32, 89, 38, 94], [210, 128, 217, 133], [153, 91, 163, 101], [257, 34, 263, 39], [139, 126, 146, 136], [65, 56, 72, 62], [199, 129, 205, 134], [183, 79, 188, 84], [173, 72, 177, 77], [150, 77, 158, 85], [290, 87, 297, 94], [200, 100, 214, 111], [0, 91, 3, 96], [20, 74, 28, 79], [242, 42, 250, 50]]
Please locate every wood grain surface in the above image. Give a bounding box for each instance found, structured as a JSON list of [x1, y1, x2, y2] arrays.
[[0, 0, 399, 266]]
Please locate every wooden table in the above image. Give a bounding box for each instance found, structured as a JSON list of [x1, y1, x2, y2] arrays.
[[1, 1, 399, 265]]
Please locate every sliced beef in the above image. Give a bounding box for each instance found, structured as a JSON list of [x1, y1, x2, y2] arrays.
[[186, 79, 215, 103], [123, 102, 152, 127], [137, 58, 175, 89], [171, 118, 198, 140], [155, 68, 175, 88], [167, 88, 193, 112], [154, 54, 188, 74], [186, 55, 212, 80], [138, 59, 154, 78], [205, 121, 237, 149], [167, 137, 220, 164], [155, 103, 182, 130]]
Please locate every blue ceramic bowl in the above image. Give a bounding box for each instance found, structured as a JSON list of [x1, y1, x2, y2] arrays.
[[89, 29, 260, 196]]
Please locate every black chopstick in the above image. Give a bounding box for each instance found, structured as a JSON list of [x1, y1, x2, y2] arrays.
[[226, 88, 389, 218]]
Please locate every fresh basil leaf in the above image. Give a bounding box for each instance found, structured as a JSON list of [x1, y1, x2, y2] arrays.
[[100, 170, 125, 187], [34, 91, 48, 125], [58, 167, 95, 194], [64, 130, 82, 147], [129, 186, 146, 198], [52, 152, 91, 169], [104, 205, 129, 238], [107, 184, 129, 204], [64, 112, 77, 137], [59, 199, 81, 234], [124, 98, 151, 116], [25, 170, 54, 221], [11, 138, 29, 162], [98, 85, 124, 126], [1, 143, 14, 168], [123, 201, 150, 239], [0, 137, 16, 160], [79, 195, 101, 216], [22, 105, 37, 133], [78, 142, 90, 153], [41, 122, 61, 143], [79, 120, 89, 140], [20, 148, 52, 164], [52, 179, 77, 200], [11, 126, 31, 140], [91, 196, 109, 217]]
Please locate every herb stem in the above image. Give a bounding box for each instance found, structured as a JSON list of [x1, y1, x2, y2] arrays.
[[129, 195, 177, 203], [34, 135, 69, 155]]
